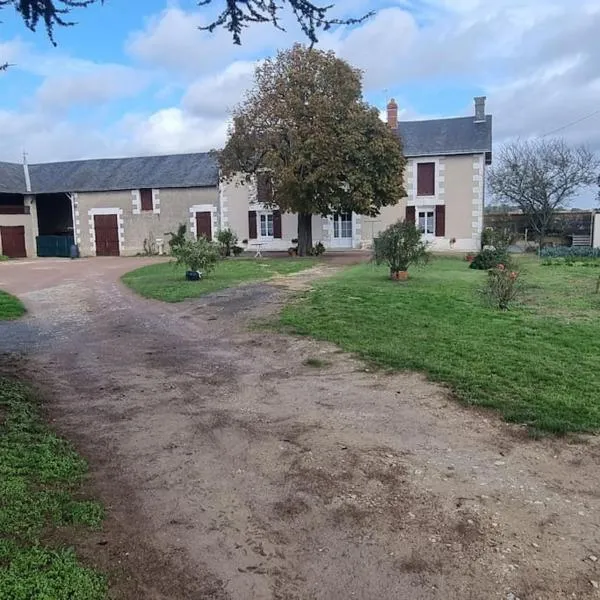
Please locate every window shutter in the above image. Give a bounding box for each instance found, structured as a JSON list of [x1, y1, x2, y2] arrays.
[[248, 211, 257, 239], [435, 205, 446, 237], [257, 173, 273, 203], [406, 206, 416, 223], [140, 188, 153, 211], [417, 163, 435, 196], [273, 210, 282, 239]]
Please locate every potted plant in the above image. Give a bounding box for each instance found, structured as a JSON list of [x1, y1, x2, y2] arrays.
[[288, 238, 299, 256], [449, 237, 456, 249], [373, 220, 429, 281], [171, 237, 221, 281]]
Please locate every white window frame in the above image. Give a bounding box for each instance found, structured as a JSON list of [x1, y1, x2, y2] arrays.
[[257, 210, 274, 240], [417, 207, 436, 240], [412, 157, 441, 201]]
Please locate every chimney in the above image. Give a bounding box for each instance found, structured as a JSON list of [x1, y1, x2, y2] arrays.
[[387, 98, 398, 129], [474, 96, 486, 123]]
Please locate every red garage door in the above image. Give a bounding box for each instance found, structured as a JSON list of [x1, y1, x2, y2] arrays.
[[0, 226, 27, 258], [94, 214, 120, 256]]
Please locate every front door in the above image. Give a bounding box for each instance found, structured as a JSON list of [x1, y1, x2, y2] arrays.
[[331, 213, 353, 248], [196, 212, 212, 240], [418, 209, 435, 241], [94, 214, 120, 256], [0, 226, 26, 258]]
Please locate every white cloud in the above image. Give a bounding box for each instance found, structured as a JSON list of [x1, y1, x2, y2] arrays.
[[34, 62, 152, 110]]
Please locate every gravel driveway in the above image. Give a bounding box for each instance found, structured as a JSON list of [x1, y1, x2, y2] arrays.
[[1, 257, 599, 600]]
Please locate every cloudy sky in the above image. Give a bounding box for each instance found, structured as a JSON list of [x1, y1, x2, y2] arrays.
[[0, 0, 599, 202]]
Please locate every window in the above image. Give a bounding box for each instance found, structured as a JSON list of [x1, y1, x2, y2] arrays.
[[140, 188, 153, 211], [260, 212, 274, 238], [333, 213, 352, 239], [417, 162, 435, 196], [418, 210, 435, 235]]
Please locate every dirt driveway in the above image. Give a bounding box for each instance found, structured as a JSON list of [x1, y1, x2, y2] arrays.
[[1, 257, 599, 600]]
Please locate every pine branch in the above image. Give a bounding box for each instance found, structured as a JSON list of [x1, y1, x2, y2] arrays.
[[198, 0, 373, 45]]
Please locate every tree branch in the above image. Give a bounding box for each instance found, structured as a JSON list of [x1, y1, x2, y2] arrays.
[[197, 0, 373, 45]]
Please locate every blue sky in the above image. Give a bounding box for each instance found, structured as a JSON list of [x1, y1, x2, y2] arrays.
[[1, 0, 599, 205]]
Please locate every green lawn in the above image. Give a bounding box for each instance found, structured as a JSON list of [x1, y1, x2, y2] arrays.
[[0, 291, 25, 320], [0, 377, 106, 599], [122, 258, 317, 302], [280, 257, 600, 434]]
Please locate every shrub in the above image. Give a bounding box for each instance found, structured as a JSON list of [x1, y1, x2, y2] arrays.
[[0, 255, 8, 262], [483, 264, 521, 310], [232, 245, 244, 257], [172, 238, 220, 276], [310, 242, 326, 256], [469, 248, 510, 270], [373, 220, 429, 277], [481, 226, 515, 251], [166, 224, 187, 254], [217, 228, 238, 257], [540, 246, 600, 259]]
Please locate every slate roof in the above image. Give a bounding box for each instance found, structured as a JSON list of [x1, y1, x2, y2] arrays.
[[0, 152, 218, 195], [0, 161, 27, 194], [397, 115, 492, 159]]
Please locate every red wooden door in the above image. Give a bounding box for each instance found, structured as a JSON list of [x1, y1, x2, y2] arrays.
[[196, 212, 212, 240], [0, 226, 27, 258], [94, 214, 120, 256]]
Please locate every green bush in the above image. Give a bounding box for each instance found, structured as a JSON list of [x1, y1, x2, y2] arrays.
[[310, 242, 326, 256], [232, 245, 244, 257], [373, 220, 429, 275], [0, 255, 8, 262], [481, 226, 515, 251], [469, 248, 510, 270], [166, 224, 187, 254], [217, 228, 238, 257], [172, 238, 221, 275]]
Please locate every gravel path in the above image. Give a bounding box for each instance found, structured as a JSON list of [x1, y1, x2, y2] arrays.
[[1, 257, 599, 600]]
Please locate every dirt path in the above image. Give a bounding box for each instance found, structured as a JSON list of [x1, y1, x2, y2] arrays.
[[1, 258, 600, 600]]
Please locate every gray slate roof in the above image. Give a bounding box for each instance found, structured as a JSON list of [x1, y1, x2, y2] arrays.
[[0, 152, 218, 195], [397, 115, 492, 158], [0, 162, 26, 194]]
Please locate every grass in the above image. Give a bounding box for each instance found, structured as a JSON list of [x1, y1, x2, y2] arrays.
[[122, 257, 317, 302], [0, 377, 106, 599], [0, 291, 25, 320], [280, 256, 600, 434]]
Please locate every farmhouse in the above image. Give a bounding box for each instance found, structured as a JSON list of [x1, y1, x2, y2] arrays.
[[0, 97, 492, 257]]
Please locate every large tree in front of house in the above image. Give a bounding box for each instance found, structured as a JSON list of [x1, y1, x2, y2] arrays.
[[219, 44, 406, 256], [489, 138, 599, 250]]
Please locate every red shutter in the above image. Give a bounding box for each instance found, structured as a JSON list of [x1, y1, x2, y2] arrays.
[[417, 163, 435, 196], [257, 173, 273, 203], [273, 210, 282, 239], [406, 206, 415, 223], [435, 205, 446, 237], [140, 188, 153, 211], [248, 210, 257, 239]]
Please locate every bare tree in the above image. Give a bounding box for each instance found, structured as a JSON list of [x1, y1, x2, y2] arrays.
[[488, 138, 600, 249]]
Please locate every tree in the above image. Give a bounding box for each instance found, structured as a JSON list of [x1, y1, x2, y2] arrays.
[[219, 44, 406, 256], [1, 0, 371, 69], [488, 138, 599, 250], [373, 220, 429, 280]]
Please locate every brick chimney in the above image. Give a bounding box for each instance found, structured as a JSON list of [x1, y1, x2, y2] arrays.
[[474, 96, 486, 123], [387, 98, 398, 129]]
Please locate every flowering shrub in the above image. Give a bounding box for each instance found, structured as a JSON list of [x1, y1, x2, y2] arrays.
[[484, 264, 521, 310], [469, 248, 510, 270]]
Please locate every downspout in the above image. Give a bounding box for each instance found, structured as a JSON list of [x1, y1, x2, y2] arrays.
[[22, 152, 31, 193]]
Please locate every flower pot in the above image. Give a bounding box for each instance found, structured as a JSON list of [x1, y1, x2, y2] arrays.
[[390, 270, 409, 281], [185, 270, 202, 281]]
